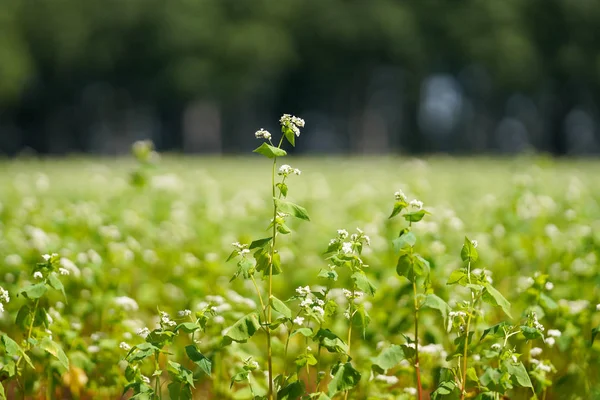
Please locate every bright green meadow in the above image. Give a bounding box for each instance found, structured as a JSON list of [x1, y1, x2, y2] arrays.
[[0, 154, 599, 399]]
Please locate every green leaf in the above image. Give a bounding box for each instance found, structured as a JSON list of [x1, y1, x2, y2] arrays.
[[520, 326, 543, 340], [276, 182, 288, 197], [370, 345, 406, 372], [413, 254, 431, 276], [422, 294, 450, 323], [404, 210, 427, 222], [283, 126, 296, 147], [431, 380, 459, 399], [592, 326, 599, 345], [392, 231, 416, 252], [20, 283, 47, 299], [278, 380, 304, 400], [482, 285, 512, 319], [185, 345, 211, 376], [225, 313, 261, 342], [317, 269, 338, 281], [230, 370, 250, 388], [126, 342, 159, 363], [39, 337, 69, 370], [314, 329, 348, 354], [351, 272, 376, 297], [249, 237, 272, 250], [1, 334, 33, 368], [447, 269, 468, 286], [253, 142, 287, 158], [388, 201, 407, 219], [274, 199, 310, 221], [351, 304, 371, 337], [270, 296, 292, 319], [291, 327, 313, 337], [277, 222, 292, 234], [480, 367, 502, 387], [168, 382, 193, 400], [466, 367, 479, 383], [503, 360, 533, 388], [461, 237, 479, 262], [327, 362, 361, 396], [48, 272, 66, 300], [480, 321, 512, 341], [396, 252, 414, 281], [167, 360, 195, 387]]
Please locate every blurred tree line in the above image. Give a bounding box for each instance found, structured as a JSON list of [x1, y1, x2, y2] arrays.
[[1, 0, 600, 155]]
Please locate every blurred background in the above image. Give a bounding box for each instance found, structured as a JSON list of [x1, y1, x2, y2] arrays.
[[1, 0, 600, 156]]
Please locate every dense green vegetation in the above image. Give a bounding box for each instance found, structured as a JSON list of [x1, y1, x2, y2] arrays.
[[1, 149, 599, 398]]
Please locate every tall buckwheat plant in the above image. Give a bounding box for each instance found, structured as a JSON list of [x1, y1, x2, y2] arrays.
[[388, 191, 449, 398], [226, 115, 310, 400]]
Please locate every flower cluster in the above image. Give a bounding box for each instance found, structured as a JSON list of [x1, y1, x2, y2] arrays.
[[255, 129, 271, 140], [160, 311, 177, 328], [295, 286, 325, 321], [0, 287, 10, 313], [232, 242, 250, 256], [280, 114, 305, 137], [278, 164, 301, 176]]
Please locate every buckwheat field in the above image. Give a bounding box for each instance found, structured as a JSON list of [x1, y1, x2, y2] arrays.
[[1, 117, 599, 400]]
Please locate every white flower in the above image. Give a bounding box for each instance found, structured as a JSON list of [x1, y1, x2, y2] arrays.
[[141, 375, 150, 384], [255, 129, 271, 140], [530, 347, 543, 357], [409, 199, 423, 210], [119, 342, 131, 351], [42, 254, 52, 261], [545, 337, 556, 347], [295, 286, 311, 296], [511, 355, 518, 363], [547, 329, 561, 337], [596, 304, 600, 311], [114, 296, 139, 312], [316, 299, 325, 306], [471, 240, 478, 248], [300, 298, 314, 308], [491, 343, 502, 351], [178, 309, 192, 317], [404, 387, 417, 395], [33, 271, 43, 279], [545, 282, 554, 291], [160, 311, 177, 327], [136, 327, 150, 338], [0, 287, 9, 304], [0, 303, 4, 313], [278, 165, 301, 176], [375, 374, 399, 385], [342, 289, 352, 299], [394, 190, 407, 201], [293, 316, 305, 326], [87, 345, 100, 354], [337, 229, 349, 239], [537, 363, 552, 373], [59, 268, 70, 276], [341, 242, 353, 254], [313, 306, 325, 316]]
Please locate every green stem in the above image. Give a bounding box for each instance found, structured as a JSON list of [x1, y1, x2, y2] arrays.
[[155, 350, 161, 400], [413, 280, 422, 400], [266, 152, 280, 400]]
